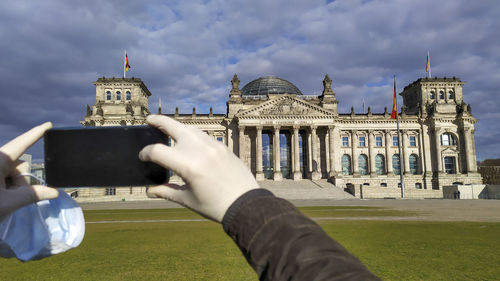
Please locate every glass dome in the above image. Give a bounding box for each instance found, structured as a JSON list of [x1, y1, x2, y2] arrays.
[[241, 76, 302, 96]]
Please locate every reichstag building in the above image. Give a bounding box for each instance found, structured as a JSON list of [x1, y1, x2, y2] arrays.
[[82, 74, 482, 193]]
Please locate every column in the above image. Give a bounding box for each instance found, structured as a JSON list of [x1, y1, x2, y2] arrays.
[[311, 126, 320, 180], [328, 126, 336, 178], [385, 130, 393, 173], [368, 130, 376, 176], [293, 126, 301, 180], [256, 126, 264, 181], [421, 124, 433, 174], [307, 131, 312, 177], [352, 131, 359, 175], [273, 125, 282, 181], [417, 130, 424, 174], [470, 129, 478, 172], [434, 128, 443, 173], [238, 126, 245, 161], [403, 130, 410, 175], [324, 130, 329, 175]]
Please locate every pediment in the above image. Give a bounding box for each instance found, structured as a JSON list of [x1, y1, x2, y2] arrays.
[[236, 96, 335, 118], [441, 146, 459, 154]]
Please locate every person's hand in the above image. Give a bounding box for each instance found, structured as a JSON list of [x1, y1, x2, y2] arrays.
[[139, 115, 260, 222], [0, 122, 59, 221]]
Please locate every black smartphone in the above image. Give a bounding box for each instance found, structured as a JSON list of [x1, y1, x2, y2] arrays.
[[44, 126, 169, 187]]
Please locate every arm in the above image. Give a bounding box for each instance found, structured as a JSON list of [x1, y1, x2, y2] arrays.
[[139, 115, 378, 280], [223, 189, 380, 281]]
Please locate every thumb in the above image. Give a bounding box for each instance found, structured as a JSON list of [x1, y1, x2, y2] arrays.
[[147, 184, 193, 205]]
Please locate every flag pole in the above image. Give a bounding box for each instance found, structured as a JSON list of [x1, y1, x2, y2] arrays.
[[123, 50, 126, 78], [394, 75, 405, 198]]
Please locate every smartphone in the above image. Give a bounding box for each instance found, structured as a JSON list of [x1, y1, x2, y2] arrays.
[[44, 126, 169, 187]]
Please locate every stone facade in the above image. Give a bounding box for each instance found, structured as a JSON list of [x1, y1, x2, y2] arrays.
[[81, 74, 482, 196]]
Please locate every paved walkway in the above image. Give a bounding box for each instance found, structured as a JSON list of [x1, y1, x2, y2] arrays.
[[80, 196, 500, 223]]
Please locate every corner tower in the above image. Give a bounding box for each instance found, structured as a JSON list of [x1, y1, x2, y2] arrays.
[[81, 77, 151, 126], [401, 77, 481, 187]]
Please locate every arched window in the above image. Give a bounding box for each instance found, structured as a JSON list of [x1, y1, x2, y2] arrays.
[[409, 154, 419, 174], [375, 154, 385, 175], [440, 133, 456, 146], [126, 91, 131, 100], [342, 154, 351, 175], [392, 154, 401, 175], [429, 91, 435, 99], [439, 91, 445, 99], [106, 91, 111, 100], [116, 91, 121, 100], [358, 154, 368, 175], [444, 156, 456, 174], [448, 91, 454, 99]]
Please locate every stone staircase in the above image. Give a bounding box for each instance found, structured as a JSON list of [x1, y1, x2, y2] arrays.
[[259, 179, 355, 200]]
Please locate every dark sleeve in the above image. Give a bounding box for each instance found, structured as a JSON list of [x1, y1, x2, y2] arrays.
[[222, 189, 380, 281]]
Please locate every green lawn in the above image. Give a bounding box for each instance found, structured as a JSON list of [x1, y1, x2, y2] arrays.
[[0, 207, 498, 280]]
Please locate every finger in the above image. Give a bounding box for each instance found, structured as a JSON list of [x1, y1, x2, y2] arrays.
[[0, 122, 52, 164], [139, 143, 192, 177], [32, 185, 59, 201], [146, 115, 188, 141]]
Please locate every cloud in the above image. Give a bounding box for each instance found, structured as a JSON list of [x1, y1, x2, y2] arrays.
[[0, 0, 499, 162]]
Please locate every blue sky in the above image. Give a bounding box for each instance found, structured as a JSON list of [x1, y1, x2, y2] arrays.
[[0, 0, 499, 161]]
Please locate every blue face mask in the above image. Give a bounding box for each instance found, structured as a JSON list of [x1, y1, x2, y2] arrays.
[[0, 186, 85, 262]]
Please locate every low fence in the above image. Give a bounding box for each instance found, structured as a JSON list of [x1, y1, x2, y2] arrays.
[[442, 184, 500, 199], [346, 185, 442, 199]]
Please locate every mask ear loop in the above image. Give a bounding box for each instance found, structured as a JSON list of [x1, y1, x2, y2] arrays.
[[20, 173, 46, 186]]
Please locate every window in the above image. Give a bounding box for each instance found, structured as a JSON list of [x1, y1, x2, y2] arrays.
[[358, 154, 368, 175], [106, 91, 111, 100], [441, 133, 455, 146], [392, 136, 399, 146], [439, 91, 444, 99], [429, 91, 435, 99], [381, 183, 387, 187], [444, 156, 456, 174], [376, 136, 382, 147], [116, 91, 121, 100], [415, 183, 422, 189], [409, 154, 419, 174], [409, 135, 416, 147], [126, 91, 131, 100], [392, 154, 401, 175], [105, 187, 116, 196], [341, 154, 351, 175], [448, 91, 454, 99], [375, 154, 385, 175], [342, 136, 349, 147], [359, 136, 366, 147], [217, 137, 223, 142]]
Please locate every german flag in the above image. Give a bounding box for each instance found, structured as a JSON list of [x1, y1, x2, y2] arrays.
[[426, 53, 429, 73], [125, 52, 131, 72], [391, 77, 397, 119]]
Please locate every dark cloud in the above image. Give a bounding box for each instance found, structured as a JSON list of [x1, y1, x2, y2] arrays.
[[1, 0, 499, 162]]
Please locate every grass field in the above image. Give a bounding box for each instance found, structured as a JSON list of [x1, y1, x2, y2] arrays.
[[0, 207, 498, 280]]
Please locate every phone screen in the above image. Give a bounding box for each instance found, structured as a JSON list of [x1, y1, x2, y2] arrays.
[[44, 126, 169, 187]]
